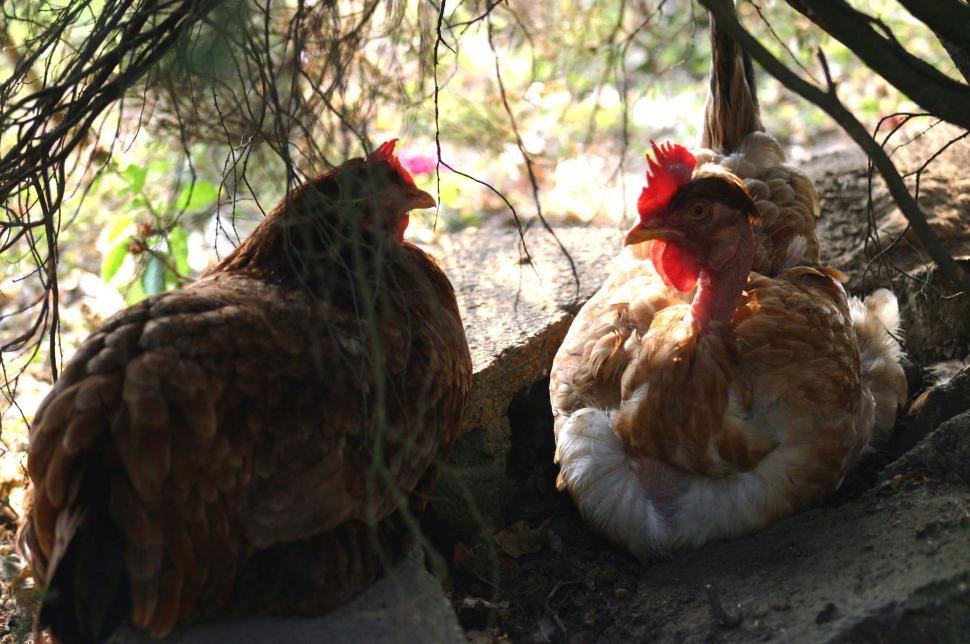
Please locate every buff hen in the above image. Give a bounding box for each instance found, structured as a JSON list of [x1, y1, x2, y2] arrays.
[[551, 2, 906, 559], [20, 140, 472, 642]]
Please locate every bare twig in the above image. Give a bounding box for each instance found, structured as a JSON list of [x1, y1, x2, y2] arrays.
[[895, 0, 970, 69], [545, 578, 582, 636], [486, 11, 580, 304], [816, 48, 834, 94], [0, 0, 225, 392], [706, 583, 742, 629], [699, 0, 970, 292], [785, 0, 970, 130]]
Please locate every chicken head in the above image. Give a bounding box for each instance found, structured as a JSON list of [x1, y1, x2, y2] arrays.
[[625, 142, 760, 294]]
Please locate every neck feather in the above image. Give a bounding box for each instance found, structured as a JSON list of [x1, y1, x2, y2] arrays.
[[691, 223, 753, 329]]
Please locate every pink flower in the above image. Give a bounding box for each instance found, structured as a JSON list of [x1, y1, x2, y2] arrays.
[[397, 149, 438, 176]]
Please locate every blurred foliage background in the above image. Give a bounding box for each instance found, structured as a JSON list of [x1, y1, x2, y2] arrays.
[[0, 0, 959, 521]]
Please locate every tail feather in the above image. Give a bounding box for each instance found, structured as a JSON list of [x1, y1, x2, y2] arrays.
[[850, 288, 908, 444], [32, 467, 131, 644], [702, 0, 764, 153], [555, 408, 672, 560]]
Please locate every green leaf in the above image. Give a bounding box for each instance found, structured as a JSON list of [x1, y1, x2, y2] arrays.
[[175, 181, 219, 212], [88, 170, 106, 192], [123, 164, 148, 194], [142, 256, 165, 296], [125, 279, 147, 305], [163, 268, 180, 292], [147, 158, 174, 177], [106, 214, 135, 243], [100, 241, 130, 283], [167, 226, 190, 276]]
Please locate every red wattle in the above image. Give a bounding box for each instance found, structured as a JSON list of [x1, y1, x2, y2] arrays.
[[650, 240, 698, 292], [395, 214, 410, 245]]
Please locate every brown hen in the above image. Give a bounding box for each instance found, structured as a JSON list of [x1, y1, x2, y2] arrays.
[[20, 140, 472, 642]]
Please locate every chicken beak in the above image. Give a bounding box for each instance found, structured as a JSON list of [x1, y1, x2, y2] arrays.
[[624, 221, 686, 246], [409, 189, 437, 210]]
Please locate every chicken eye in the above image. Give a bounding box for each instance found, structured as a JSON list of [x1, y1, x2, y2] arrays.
[[691, 201, 711, 219]]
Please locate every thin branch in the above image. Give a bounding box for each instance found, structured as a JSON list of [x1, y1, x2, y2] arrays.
[[750, 1, 819, 84], [785, 0, 970, 130], [895, 0, 970, 67], [486, 10, 580, 304], [698, 0, 970, 291], [816, 48, 834, 94]]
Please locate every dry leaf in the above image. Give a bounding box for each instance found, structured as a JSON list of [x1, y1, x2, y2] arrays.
[[493, 519, 551, 559]]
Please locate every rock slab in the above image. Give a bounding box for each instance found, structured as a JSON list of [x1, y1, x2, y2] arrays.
[[111, 551, 463, 644], [422, 224, 623, 537]]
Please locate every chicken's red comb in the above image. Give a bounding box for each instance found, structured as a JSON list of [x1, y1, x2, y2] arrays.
[[636, 141, 696, 221], [367, 139, 417, 187]]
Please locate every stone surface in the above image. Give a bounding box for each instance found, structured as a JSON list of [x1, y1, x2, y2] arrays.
[[892, 258, 970, 365], [896, 366, 970, 452], [606, 480, 970, 643], [887, 410, 970, 486], [811, 125, 970, 297], [809, 126, 970, 366], [421, 224, 622, 538], [111, 551, 463, 644]]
